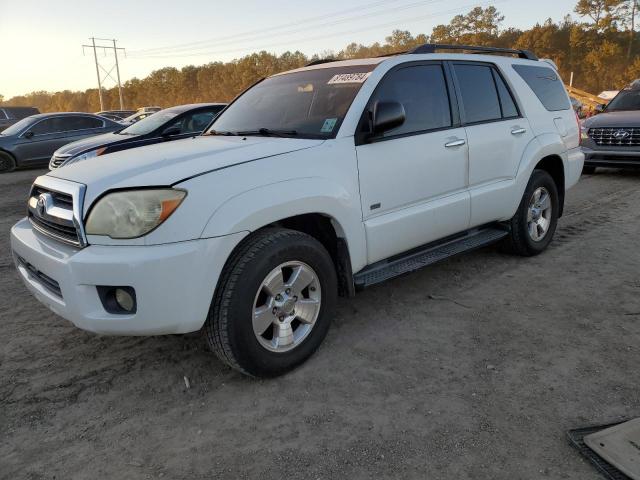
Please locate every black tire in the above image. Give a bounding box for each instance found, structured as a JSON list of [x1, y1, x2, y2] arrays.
[[582, 165, 596, 175], [0, 151, 16, 173], [502, 169, 559, 256], [204, 228, 338, 377]]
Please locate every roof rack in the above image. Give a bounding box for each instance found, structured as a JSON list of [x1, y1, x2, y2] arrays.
[[305, 58, 338, 67], [408, 43, 538, 60]]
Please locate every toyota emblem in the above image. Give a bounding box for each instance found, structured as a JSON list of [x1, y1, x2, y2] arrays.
[[37, 194, 47, 216]]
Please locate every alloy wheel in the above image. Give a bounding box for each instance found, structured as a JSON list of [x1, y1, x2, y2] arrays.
[[527, 186, 552, 241], [252, 261, 321, 353]]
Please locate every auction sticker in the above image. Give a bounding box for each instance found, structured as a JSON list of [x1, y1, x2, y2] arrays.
[[321, 118, 338, 133], [327, 72, 371, 84]]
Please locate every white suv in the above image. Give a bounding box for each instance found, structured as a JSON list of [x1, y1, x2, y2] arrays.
[[11, 44, 583, 377]]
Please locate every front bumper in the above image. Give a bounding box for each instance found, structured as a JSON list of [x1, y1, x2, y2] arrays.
[[11, 218, 246, 335], [582, 146, 640, 168]]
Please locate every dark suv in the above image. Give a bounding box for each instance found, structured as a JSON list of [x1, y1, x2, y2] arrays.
[[581, 81, 640, 172], [0, 107, 40, 132]]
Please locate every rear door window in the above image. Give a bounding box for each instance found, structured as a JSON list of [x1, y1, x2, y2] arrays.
[[453, 64, 502, 124], [31, 116, 102, 135], [70, 116, 104, 130], [512, 64, 570, 111], [493, 70, 519, 118], [368, 63, 452, 138]]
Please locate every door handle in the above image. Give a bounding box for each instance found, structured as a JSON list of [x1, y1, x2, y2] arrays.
[[444, 139, 466, 148], [511, 128, 527, 135]]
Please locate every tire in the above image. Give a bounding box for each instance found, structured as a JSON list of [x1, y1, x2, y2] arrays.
[[582, 165, 596, 175], [204, 228, 338, 377], [502, 169, 559, 256], [0, 151, 16, 173]]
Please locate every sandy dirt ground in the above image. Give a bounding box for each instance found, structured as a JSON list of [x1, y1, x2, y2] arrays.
[[1, 167, 639, 480]]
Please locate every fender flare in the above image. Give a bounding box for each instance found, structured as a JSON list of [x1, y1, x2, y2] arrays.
[[200, 176, 367, 271], [507, 133, 567, 218]]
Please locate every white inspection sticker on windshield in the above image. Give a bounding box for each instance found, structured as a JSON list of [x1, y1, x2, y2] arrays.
[[327, 72, 372, 84]]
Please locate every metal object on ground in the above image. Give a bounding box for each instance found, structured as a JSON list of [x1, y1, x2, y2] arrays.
[[567, 420, 636, 480], [584, 418, 640, 480]]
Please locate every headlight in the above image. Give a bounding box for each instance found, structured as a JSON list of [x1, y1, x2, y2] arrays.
[[85, 189, 187, 239], [581, 127, 589, 140], [66, 147, 106, 166]]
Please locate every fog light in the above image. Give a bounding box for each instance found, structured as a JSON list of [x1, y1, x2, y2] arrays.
[[115, 288, 135, 312], [97, 286, 137, 314]]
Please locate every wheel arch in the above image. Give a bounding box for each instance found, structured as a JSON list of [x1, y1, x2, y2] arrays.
[[0, 148, 17, 167], [514, 135, 568, 219], [200, 177, 367, 288], [260, 213, 355, 297], [534, 154, 565, 217]]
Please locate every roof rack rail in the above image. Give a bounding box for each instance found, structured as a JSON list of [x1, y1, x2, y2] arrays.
[[408, 43, 538, 61], [305, 58, 338, 67], [376, 50, 408, 57]]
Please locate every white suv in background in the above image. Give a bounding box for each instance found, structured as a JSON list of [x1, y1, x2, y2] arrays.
[[11, 44, 583, 377]]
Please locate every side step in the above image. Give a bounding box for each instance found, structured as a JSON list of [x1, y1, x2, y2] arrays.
[[353, 226, 509, 288]]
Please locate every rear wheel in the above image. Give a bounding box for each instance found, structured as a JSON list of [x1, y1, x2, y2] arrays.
[[204, 228, 337, 377], [502, 169, 559, 256], [0, 151, 16, 173], [582, 165, 596, 175]]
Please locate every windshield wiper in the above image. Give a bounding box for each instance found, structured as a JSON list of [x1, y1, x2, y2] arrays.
[[235, 128, 298, 137]]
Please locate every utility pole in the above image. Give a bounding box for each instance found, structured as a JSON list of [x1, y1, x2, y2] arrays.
[[113, 39, 124, 110], [90, 38, 104, 111], [82, 38, 126, 111]]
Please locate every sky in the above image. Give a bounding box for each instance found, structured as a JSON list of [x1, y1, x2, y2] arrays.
[[0, 0, 578, 99]]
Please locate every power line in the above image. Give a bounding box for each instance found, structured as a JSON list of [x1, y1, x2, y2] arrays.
[[129, 0, 504, 60], [129, 0, 447, 58], [129, 0, 405, 55], [82, 38, 126, 110]]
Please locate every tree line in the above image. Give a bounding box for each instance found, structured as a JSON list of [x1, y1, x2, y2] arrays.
[[2, 1, 640, 113]]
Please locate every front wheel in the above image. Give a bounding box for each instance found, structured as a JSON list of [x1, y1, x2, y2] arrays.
[[0, 151, 16, 173], [204, 228, 337, 377], [502, 169, 559, 256]]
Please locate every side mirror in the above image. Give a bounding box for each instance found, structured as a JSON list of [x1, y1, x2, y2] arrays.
[[372, 101, 406, 136], [23, 131, 34, 139], [595, 104, 605, 113], [161, 126, 181, 137]]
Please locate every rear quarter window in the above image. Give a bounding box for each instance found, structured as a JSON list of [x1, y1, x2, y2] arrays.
[[512, 65, 570, 112]]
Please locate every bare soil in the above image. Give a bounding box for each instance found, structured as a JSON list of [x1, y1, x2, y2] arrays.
[[1, 167, 639, 479]]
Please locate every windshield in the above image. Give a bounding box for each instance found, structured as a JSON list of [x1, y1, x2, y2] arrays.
[[1, 117, 34, 136], [119, 111, 178, 135], [605, 89, 640, 112], [208, 65, 377, 139]]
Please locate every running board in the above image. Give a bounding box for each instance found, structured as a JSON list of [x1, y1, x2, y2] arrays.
[[353, 227, 509, 288]]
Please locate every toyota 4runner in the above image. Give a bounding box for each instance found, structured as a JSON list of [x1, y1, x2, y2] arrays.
[[11, 44, 584, 377]]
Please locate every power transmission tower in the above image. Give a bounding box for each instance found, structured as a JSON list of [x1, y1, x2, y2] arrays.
[[82, 37, 126, 111]]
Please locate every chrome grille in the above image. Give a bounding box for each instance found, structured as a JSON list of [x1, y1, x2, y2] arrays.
[[49, 154, 71, 169], [588, 127, 640, 146], [27, 177, 87, 247]]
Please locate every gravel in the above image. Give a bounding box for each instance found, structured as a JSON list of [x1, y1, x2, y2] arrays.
[[1, 167, 639, 479]]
